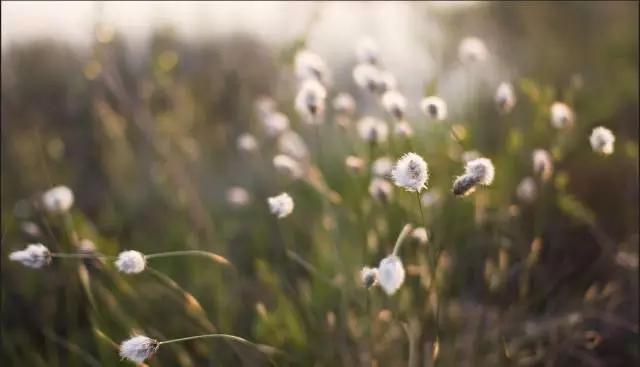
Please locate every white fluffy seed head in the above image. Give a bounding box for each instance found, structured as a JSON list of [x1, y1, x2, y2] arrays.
[[368, 178, 394, 204], [452, 174, 479, 197], [357, 117, 389, 144], [377, 255, 405, 295], [294, 49, 330, 85], [394, 120, 414, 138], [589, 126, 615, 155], [360, 266, 379, 288], [237, 133, 258, 153], [273, 154, 304, 180], [411, 227, 429, 245], [119, 335, 159, 364], [391, 152, 429, 192], [42, 186, 74, 214], [550, 102, 574, 129], [226, 186, 251, 208], [495, 82, 516, 114], [277, 130, 309, 161], [420, 96, 448, 121], [295, 79, 327, 124], [465, 157, 495, 186], [332, 93, 356, 116], [381, 90, 407, 121], [353, 63, 380, 92], [458, 37, 488, 64], [9, 243, 51, 269], [115, 250, 146, 274], [516, 177, 537, 204], [356, 37, 380, 65], [376, 70, 397, 94], [372, 156, 393, 178], [262, 112, 290, 138], [345, 155, 365, 175], [532, 149, 553, 181], [268, 193, 294, 219]]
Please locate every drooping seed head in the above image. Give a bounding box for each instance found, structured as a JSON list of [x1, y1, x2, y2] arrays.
[[381, 90, 407, 121], [550, 102, 575, 129], [452, 174, 480, 197], [42, 186, 74, 214], [237, 133, 259, 153], [495, 82, 516, 114], [368, 178, 394, 204], [355, 37, 380, 65], [267, 192, 294, 219], [589, 126, 615, 156], [115, 250, 146, 274], [357, 117, 389, 144], [532, 149, 553, 181], [360, 266, 379, 288], [464, 157, 495, 186], [377, 255, 406, 295], [226, 186, 251, 208], [119, 335, 159, 364], [391, 152, 429, 192], [332, 92, 356, 116], [458, 36, 488, 64], [273, 154, 304, 180], [420, 96, 448, 121], [9, 243, 51, 269]]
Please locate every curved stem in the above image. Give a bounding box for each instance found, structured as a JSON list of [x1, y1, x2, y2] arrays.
[[392, 223, 413, 256], [144, 250, 230, 266], [157, 333, 280, 359]]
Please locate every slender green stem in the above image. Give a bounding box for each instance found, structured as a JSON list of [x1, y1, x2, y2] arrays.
[[392, 223, 413, 256], [51, 253, 113, 259], [144, 250, 225, 260], [159, 333, 252, 346]]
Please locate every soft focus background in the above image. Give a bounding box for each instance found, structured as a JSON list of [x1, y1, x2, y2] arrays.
[[1, 1, 638, 366]]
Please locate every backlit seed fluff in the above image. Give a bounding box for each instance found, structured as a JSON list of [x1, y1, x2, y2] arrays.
[[516, 177, 537, 203], [345, 155, 365, 175], [589, 126, 615, 155], [278, 131, 309, 161], [420, 96, 448, 121], [356, 37, 380, 65], [458, 37, 488, 64], [369, 178, 394, 204], [119, 335, 159, 364], [381, 90, 407, 120], [295, 79, 327, 123], [262, 112, 290, 138], [115, 250, 146, 274], [353, 63, 381, 92], [273, 154, 304, 180], [294, 49, 329, 85], [376, 70, 397, 94], [268, 193, 294, 219], [532, 149, 553, 181], [377, 255, 406, 295], [550, 102, 575, 129], [452, 174, 479, 197], [254, 96, 277, 120], [394, 121, 414, 138], [464, 157, 495, 185], [42, 185, 74, 213], [332, 93, 356, 116], [361, 266, 379, 288], [495, 82, 516, 114], [226, 186, 251, 208], [357, 117, 389, 144], [9, 243, 51, 268], [372, 157, 393, 178], [237, 133, 258, 153], [391, 153, 429, 192]]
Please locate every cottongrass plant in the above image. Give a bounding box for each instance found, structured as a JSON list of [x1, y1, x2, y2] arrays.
[[452, 157, 495, 197], [295, 78, 327, 124], [267, 192, 294, 219], [420, 96, 448, 121], [355, 37, 380, 65], [458, 36, 488, 64], [362, 223, 413, 295], [357, 116, 389, 146], [41, 185, 75, 214], [381, 90, 407, 121], [550, 101, 575, 129], [532, 149, 554, 182], [589, 126, 615, 155], [495, 82, 516, 114], [236, 133, 259, 154]]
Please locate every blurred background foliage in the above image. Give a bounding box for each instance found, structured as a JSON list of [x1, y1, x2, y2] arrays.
[[1, 1, 638, 366]]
